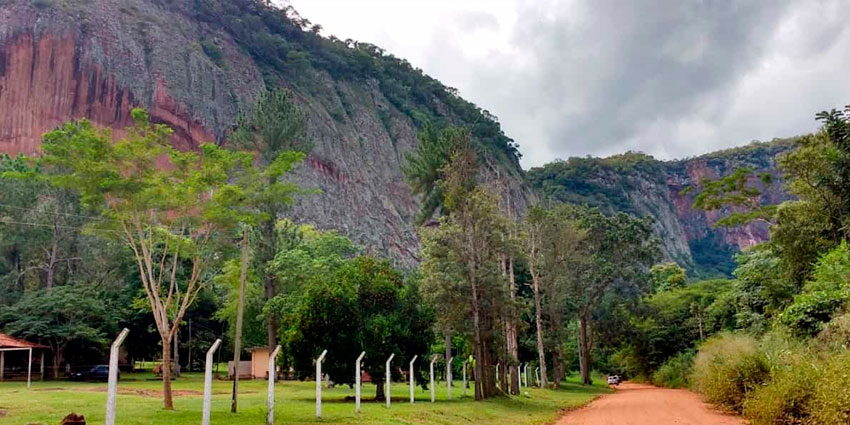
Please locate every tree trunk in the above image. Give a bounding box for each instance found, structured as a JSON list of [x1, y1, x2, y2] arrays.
[[173, 326, 180, 377], [530, 264, 548, 388], [551, 345, 563, 388], [231, 232, 249, 413], [506, 257, 520, 395], [46, 214, 59, 289], [445, 333, 452, 375], [578, 310, 592, 385], [375, 379, 385, 401], [53, 345, 64, 379], [161, 338, 174, 410], [470, 263, 485, 401]]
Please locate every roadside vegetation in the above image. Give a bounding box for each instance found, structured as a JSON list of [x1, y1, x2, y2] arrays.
[[592, 105, 850, 425]]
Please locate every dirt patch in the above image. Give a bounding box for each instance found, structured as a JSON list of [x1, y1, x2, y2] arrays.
[[0, 408, 7, 417], [78, 387, 257, 397], [555, 382, 745, 425]]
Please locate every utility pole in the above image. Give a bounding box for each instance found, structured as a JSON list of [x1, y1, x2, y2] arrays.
[[231, 229, 249, 413]]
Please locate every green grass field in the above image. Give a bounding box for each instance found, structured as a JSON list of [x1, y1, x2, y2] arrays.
[[0, 371, 609, 425]]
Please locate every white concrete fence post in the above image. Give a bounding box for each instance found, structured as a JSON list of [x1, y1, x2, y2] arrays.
[[355, 351, 366, 413], [535, 367, 541, 388], [525, 363, 530, 389], [316, 350, 328, 419], [409, 355, 418, 404], [27, 348, 32, 389], [518, 363, 525, 388], [105, 328, 129, 425], [202, 339, 222, 425], [385, 353, 395, 408], [495, 363, 500, 389], [267, 345, 281, 425], [430, 355, 439, 403], [462, 360, 468, 397], [446, 357, 452, 400]]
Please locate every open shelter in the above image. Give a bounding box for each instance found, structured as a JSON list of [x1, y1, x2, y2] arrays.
[[0, 332, 49, 387]]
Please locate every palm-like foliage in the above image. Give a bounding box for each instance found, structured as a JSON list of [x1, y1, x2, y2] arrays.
[[402, 124, 468, 225]]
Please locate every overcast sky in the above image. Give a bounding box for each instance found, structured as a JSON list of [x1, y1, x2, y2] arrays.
[[285, 0, 850, 169]]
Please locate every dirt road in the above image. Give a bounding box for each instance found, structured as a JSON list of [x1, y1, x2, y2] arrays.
[[555, 382, 745, 425]]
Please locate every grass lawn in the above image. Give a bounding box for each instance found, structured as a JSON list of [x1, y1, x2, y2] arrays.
[[0, 371, 609, 425]]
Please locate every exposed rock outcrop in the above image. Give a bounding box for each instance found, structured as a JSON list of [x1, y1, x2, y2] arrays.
[[0, 0, 529, 268]]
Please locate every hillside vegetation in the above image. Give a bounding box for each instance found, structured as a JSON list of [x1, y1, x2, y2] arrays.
[[528, 140, 794, 277]]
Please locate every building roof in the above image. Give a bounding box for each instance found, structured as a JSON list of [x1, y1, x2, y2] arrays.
[[0, 332, 49, 349]]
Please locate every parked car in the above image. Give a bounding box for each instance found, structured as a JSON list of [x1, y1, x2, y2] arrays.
[[70, 365, 115, 381], [607, 375, 621, 385]]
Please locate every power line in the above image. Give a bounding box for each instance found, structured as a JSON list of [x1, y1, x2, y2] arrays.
[[0, 202, 119, 223]]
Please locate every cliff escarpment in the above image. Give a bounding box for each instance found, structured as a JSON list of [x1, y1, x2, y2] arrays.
[[0, 0, 529, 267], [528, 141, 795, 277]]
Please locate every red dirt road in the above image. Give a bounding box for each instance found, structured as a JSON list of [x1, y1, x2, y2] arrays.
[[555, 382, 746, 425]]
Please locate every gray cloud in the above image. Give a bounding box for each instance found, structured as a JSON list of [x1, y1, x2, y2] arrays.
[[289, 0, 850, 168]]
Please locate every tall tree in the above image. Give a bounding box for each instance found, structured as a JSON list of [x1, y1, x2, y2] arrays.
[[421, 134, 510, 399], [0, 285, 116, 377], [27, 110, 255, 409], [403, 125, 471, 376], [278, 255, 433, 399], [537, 206, 589, 387], [522, 206, 549, 388], [557, 206, 660, 385], [229, 88, 311, 353]]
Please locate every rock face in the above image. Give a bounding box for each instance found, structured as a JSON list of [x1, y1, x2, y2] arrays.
[[528, 141, 794, 277], [0, 0, 529, 268]]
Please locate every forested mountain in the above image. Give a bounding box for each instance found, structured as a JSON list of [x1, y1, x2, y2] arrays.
[[0, 0, 528, 268], [0, 0, 791, 273], [529, 140, 795, 277]]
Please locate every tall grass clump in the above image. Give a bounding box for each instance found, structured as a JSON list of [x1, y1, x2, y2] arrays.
[[809, 351, 850, 424], [742, 330, 821, 425], [691, 333, 769, 412], [652, 351, 693, 388]]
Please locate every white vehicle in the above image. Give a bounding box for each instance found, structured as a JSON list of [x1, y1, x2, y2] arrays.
[[607, 375, 621, 386]]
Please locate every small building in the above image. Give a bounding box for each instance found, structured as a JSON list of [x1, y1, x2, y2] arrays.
[[227, 347, 280, 380], [0, 332, 49, 382]]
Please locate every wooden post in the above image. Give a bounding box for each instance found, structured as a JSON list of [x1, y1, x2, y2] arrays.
[[355, 351, 366, 413], [202, 339, 222, 425], [40, 351, 44, 381], [105, 328, 129, 425], [316, 350, 327, 419], [267, 345, 281, 425], [1, 350, 5, 381]]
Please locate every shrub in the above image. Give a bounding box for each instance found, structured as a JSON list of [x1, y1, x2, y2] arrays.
[[652, 351, 694, 388], [809, 351, 850, 425], [691, 333, 769, 412], [780, 290, 847, 337], [742, 333, 820, 425], [816, 312, 850, 350]]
